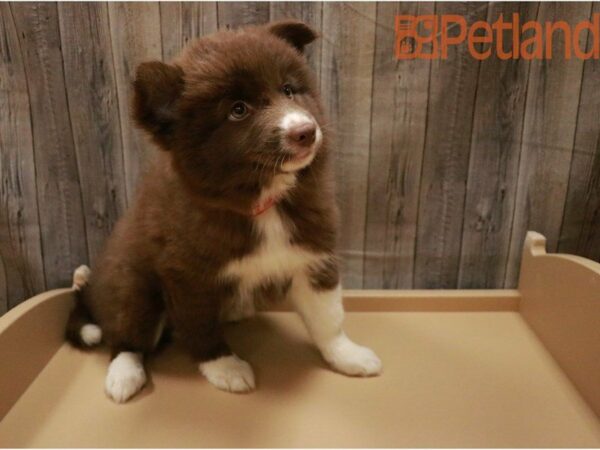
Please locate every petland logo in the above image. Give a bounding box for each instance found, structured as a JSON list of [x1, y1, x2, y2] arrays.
[[396, 13, 600, 60]]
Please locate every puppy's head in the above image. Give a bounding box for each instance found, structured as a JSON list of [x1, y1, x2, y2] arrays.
[[133, 21, 324, 210]]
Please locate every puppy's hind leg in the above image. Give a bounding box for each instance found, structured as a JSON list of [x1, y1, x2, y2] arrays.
[[99, 278, 164, 403], [165, 280, 255, 393]]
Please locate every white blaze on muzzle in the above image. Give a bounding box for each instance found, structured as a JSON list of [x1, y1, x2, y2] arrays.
[[279, 110, 323, 172]]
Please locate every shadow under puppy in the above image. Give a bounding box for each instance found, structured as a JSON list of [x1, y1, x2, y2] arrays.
[[66, 20, 382, 403]]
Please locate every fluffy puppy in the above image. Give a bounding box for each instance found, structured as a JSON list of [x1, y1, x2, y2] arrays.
[[66, 20, 382, 403]]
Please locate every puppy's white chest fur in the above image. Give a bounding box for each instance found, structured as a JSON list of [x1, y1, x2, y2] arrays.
[[219, 174, 324, 322], [221, 207, 321, 295]]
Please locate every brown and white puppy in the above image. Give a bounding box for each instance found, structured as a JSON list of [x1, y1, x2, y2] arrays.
[[66, 20, 382, 403]]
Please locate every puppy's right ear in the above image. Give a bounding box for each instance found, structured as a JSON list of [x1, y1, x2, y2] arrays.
[[133, 61, 184, 149], [267, 20, 318, 53]]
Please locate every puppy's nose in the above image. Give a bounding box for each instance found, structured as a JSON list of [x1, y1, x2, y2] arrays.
[[287, 122, 316, 147]]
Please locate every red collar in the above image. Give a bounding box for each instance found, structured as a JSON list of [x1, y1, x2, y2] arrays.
[[251, 196, 278, 216]]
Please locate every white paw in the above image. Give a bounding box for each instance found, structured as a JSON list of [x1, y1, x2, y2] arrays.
[[199, 355, 255, 393], [105, 352, 147, 403], [321, 334, 382, 377]]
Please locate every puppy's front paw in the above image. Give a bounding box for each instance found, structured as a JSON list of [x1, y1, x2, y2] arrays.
[[321, 334, 382, 377], [199, 355, 255, 393], [105, 352, 147, 403]]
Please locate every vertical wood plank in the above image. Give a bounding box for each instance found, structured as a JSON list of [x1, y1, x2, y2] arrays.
[[0, 254, 7, 315], [321, 3, 376, 288], [108, 3, 163, 203], [414, 2, 488, 288], [217, 2, 270, 30], [160, 2, 218, 62], [10, 2, 88, 290], [505, 2, 591, 287], [458, 3, 537, 288], [0, 3, 46, 309], [363, 2, 432, 289], [159, 2, 182, 62], [269, 2, 323, 82], [181, 2, 218, 45], [559, 2, 600, 263], [57, 3, 127, 265]]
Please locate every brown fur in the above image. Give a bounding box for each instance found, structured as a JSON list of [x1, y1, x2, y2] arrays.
[[67, 21, 339, 363]]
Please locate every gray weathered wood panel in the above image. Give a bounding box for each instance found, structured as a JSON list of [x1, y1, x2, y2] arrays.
[[1, 2, 600, 308], [458, 2, 537, 288], [160, 2, 218, 62], [58, 2, 128, 265], [321, 2, 377, 288], [505, 2, 591, 287], [414, 2, 487, 288], [217, 2, 270, 29], [0, 3, 46, 312], [10, 2, 88, 290], [559, 1, 600, 262], [363, 2, 432, 289], [0, 255, 6, 315], [159, 2, 183, 62]]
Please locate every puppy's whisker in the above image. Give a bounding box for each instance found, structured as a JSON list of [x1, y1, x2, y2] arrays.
[[274, 154, 283, 174]]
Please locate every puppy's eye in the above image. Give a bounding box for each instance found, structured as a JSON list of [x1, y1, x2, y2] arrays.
[[229, 101, 249, 120], [282, 84, 294, 99]]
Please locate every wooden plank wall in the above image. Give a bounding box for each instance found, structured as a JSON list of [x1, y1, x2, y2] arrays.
[[1, 2, 599, 312]]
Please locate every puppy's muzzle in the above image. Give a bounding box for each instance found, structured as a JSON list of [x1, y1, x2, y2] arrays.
[[279, 110, 322, 172], [286, 122, 317, 148]]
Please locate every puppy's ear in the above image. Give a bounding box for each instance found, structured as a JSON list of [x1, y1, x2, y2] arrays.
[[267, 20, 318, 53], [133, 61, 184, 148]]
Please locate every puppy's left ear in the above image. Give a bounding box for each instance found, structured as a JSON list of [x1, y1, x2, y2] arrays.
[[267, 20, 318, 53], [133, 61, 185, 149]]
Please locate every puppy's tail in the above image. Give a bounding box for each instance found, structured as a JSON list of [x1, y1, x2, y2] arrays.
[[65, 265, 103, 348]]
